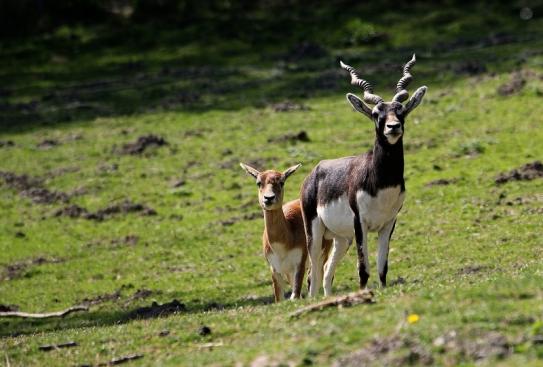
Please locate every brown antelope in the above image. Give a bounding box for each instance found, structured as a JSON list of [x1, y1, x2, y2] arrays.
[[301, 55, 427, 297], [240, 163, 331, 301]]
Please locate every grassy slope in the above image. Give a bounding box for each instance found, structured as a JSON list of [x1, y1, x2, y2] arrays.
[[1, 3, 543, 366]]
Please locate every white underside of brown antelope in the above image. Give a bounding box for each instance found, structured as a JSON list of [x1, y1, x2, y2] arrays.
[[241, 163, 331, 301]]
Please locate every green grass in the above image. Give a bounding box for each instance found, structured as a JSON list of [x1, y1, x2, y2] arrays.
[[1, 3, 543, 366]]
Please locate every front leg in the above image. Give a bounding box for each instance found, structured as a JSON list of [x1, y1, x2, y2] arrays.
[[354, 215, 369, 289], [271, 271, 285, 302], [308, 218, 325, 297], [377, 219, 396, 287], [290, 251, 307, 300]]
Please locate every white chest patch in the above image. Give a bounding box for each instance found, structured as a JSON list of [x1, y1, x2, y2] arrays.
[[357, 186, 405, 232], [266, 245, 303, 281]]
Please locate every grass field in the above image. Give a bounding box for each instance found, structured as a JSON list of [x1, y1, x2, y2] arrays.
[[1, 3, 543, 366]]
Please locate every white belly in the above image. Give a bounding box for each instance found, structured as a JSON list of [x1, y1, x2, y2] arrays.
[[267, 246, 304, 281], [317, 194, 355, 238], [357, 186, 405, 232], [317, 187, 405, 236]]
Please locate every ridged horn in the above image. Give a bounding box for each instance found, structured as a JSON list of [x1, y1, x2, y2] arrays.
[[340, 60, 383, 105], [392, 54, 416, 103]]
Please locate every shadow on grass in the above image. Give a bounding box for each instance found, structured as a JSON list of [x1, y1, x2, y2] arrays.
[[0, 291, 276, 338], [1, 2, 541, 134]]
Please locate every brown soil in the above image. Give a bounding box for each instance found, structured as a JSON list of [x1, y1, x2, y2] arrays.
[[0, 171, 69, 204], [127, 299, 185, 319], [433, 330, 511, 361], [37, 139, 60, 149], [495, 161, 543, 184], [425, 178, 457, 187], [0, 140, 14, 147], [0, 304, 19, 312], [458, 264, 488, 275], [54, 200, 157, 220], [119, 135, 168, 155], [267, 130, 310, 143], [270, 101, 310, 112], [79, 290, 122, 306], [1, 256, 64, 281], [497, 71, 526, 96], [334, 335, 433, 367]]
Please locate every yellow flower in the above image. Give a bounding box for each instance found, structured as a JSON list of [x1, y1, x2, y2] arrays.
[[407, 313, 420, 324]]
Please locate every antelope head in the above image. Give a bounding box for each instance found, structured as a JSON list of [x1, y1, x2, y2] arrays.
[[240, 163, 302, 210], [340, 55, 427, 145]]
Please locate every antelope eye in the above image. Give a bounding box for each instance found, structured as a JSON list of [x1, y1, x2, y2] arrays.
[[256, 181, 261, 187], [280, 181, 285, 187]]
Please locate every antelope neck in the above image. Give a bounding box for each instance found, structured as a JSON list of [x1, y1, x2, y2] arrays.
[[263, 207, 290, 244]]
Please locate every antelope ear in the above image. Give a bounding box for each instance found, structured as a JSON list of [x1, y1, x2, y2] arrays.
[[240, 163, 260, 179], [404, 86, 427, 115], [282, 163, 302, 180], [346, 93, 372, 120]]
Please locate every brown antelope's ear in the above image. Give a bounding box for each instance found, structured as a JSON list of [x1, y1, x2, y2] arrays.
[[346, 93, 372, 120], [282, 163, 302, 180], [240, 163, 260, 179], [404, 86, 427, 115]]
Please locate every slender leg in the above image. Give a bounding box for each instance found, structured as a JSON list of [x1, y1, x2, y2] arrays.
[[323, 237, 350, 296], [271, 271, 285, 302], [308, 218, 325, 297], [377, 219, 396, 287], [290, 251, 307, 299], [354, 216, 369, 289]]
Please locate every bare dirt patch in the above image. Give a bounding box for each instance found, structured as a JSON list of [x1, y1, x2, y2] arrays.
[[425, 178, 457, 187], [0, 304, 19, 312], [119, 135, 168, 155], [127, 299, 186, 319], [457, 264, 488, 275], [267, 130, 310, 144], [37, 138, 60, 150], [334, 335, 433, 367], [0, 140, 15, 148], [497, 71, 526, 96], [495, 161, 543, 184], [54, 200, 157, 220], [0, 171, 69, 204], [79, 290, 122, 306], [270, 101, 310, 112], [433, 330, 512, 362], [1, 256, 64, 281]]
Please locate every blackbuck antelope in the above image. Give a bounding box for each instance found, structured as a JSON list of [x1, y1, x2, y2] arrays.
[[240, 163, 331, 301], [301, 55, 427, 297]]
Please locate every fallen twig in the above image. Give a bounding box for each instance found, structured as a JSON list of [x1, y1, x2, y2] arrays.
[[108, 354, 144, 365], [39, 341, 78, 351], [0, 305, 88, 319], [5, 352, 11, 367], [289, 289, 375, 318]]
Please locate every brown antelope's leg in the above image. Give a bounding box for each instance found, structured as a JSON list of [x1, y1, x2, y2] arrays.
[[291, 252, 307, 299], [272, 272, 284, 302]]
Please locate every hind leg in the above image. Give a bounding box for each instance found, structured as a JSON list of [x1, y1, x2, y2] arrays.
[[271, 271, 286, 302], [323, 237, 350, 296], [307, 218, 325, 297]]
